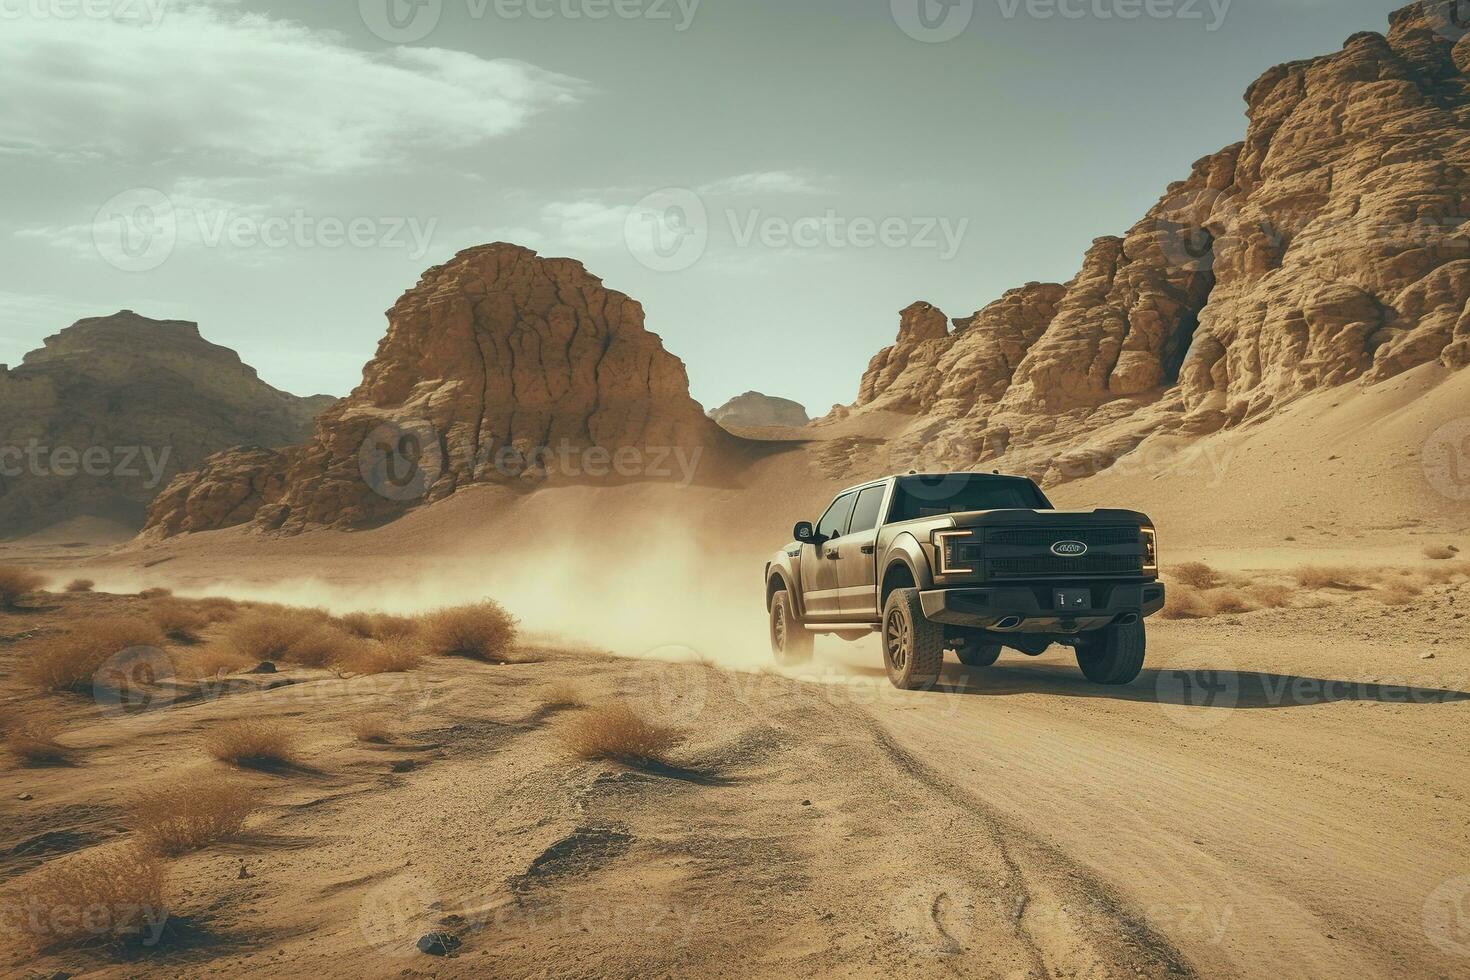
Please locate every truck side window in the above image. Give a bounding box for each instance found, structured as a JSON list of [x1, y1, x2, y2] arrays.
[[815, 492, 858, 540], [847, 485, 886, 535]]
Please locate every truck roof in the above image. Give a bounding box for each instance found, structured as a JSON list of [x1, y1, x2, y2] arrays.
[[834, 472, 1035, 496]]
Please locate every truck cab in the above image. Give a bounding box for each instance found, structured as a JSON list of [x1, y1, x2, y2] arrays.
[[764, 473, 1165, 689]]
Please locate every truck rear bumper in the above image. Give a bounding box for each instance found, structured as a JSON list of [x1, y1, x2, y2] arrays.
[[920, 582, 1166, 634]]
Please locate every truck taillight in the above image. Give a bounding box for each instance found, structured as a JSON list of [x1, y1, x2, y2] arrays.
[[933, 530, 976, 575], [1141, 526, 1158, 574]]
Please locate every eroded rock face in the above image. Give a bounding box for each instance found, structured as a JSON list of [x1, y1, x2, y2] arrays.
[[833, 0, 1470, 484], [708, 391, 810, 429], [145, 244, 735, 535], [0, 312, 331, 534]]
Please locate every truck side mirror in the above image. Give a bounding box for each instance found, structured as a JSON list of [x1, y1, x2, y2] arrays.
[[793, 521, 815, 543]]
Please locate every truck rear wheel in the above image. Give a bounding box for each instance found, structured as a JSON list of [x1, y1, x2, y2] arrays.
[[769, 590, 813, 666], [881, 588, 945, 690], [1075, 620, 1146, 685]]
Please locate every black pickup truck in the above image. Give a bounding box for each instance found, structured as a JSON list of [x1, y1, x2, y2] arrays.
[[763, 473, 1165, 689]]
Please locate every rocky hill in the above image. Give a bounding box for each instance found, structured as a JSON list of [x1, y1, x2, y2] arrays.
[[825, 0, 1469, 484], [708, 391, 810, 430], [0, 311, 332, 535], [145, 244, 739, 536]]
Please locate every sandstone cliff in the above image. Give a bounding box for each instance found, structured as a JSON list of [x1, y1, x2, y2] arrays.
[[0, 311, 332, 535], [833, 0, 1470, 483], [708, 391, 811, 430], [145, 244, 737, 536]]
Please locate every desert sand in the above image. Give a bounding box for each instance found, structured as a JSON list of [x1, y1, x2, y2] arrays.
[[2, 361, 1467, 979]]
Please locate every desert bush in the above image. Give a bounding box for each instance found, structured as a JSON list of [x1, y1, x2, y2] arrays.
[[349, 714, 394, 743], [1375, 581, 1423, 606], [1159, 588, 1209, 620], [222, 609, 361, 667], [192, 596, 241, 623], [5, 713, 72, 766], [204, 719, 299, 770], [4, 846, 168, 951], [1292, 565, 1368, 590], [183, 646, 253, 680], [340, 611, 419, 640], [1422, 560, 1470, 584], [336, 637, 424, 675], [138, 587, 172, 599], [1423, 544, 1459, 560], [1170, 561, 1222, 590], [1247, 582, 1294, 609], [128, 779, 259, 855], [64, 578, 95, 593], [420, 601, 519, 663], [150, 599, 209, 644], [562, 703, 683, 766], [21, 617, 168, 693], [0, 566, 47, 608], [1202, 588, 1256, 616], [543, 681, 587, 709]]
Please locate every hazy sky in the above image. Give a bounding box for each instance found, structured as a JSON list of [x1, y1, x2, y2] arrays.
[[1, 0, 1401, 413]]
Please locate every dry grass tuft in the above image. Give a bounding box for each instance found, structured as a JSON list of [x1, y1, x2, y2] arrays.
[[543, 681, 587, 709], [1201, 588, 1256, 616], [138, 587, 173, 599], [420, 601, 519, 663], [1170, 561, 1222, 590], [1375, 580, 1423, 606], [4, 846, 168, 951], [1247, 582, 1294, 609], [222, 609, 362, 668], [21, 617, 168, 693], [1292, 564, 1368, 590], [183, 646, 254, 680], [1160, 588, 1208, 620], [0, 565, 47, 608], [1423, 544, 1459, 560], [128, 779, 260, 856], [562, 703, 684, 767], [149, 599, 209, 644], [204, 719, 300, 770], [5, 713, 72, 766], [340, 611, 419, 640], [349, 713, 395, 744], [64, 578, 95, 593], [335, 637, 424, 675]]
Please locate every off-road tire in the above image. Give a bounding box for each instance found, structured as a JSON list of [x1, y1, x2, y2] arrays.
[[881, 588, 945, 690], [955, 642, 1002, 667], [1075, 620, 1147, 685], [770, 590, 813, 666]]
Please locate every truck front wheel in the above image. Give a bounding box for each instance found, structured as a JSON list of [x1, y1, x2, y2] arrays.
[[881, 588, 945, 690], [1075, 620, 1147, 685], [769, 590, 813, 667]]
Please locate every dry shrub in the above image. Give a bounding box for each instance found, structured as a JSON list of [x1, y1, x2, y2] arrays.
[[21, 616, 168, 693], [0, 565, 47, 608], [64, 578, 95, 593], [150, 599, 209, 644], [562, 703, 683, 766], [128, 778, 259, 855], [222, 609, 361, 667], [1202, 588, 1257, 616], [4, 846, 168, 951], [1247, 582, 1294, 609], [1422, 560, 1470, 584], [1292, 565, 1368, 590], [138, 587, 172, 599], [204, 719, 299, 769], [336, 637, 424, 675], [1160, 587, 1209, 620], [341, 611, 419, 640], [1171, 561, 1222, 590], [1376, 581, 1423, 606], [1423, 544, 1459, 560], [192, 596, 242, 623], [183, 646, 253, 680], [543, 681, 587, 709], [420, 601, 519, 663], [5, 713, 72, 766], [350, 714, 395, 743]]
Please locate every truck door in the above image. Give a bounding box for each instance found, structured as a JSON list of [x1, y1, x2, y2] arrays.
[[800, 491, 857, 619], [836, 483, 888, 619]]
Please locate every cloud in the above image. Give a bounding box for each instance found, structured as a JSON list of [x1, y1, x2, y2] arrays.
[[697, 171, 827, 196], [0, 5, 585, 174]]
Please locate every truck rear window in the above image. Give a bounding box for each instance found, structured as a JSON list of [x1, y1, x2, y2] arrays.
[[888, 475, 1051, 522]]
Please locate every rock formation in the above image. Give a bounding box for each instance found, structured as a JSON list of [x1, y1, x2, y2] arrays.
[[833, 0, 1470, 483], [145, 244, 737, 535], [708, 391, 811, 430], [0, 311, 331, 535]]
